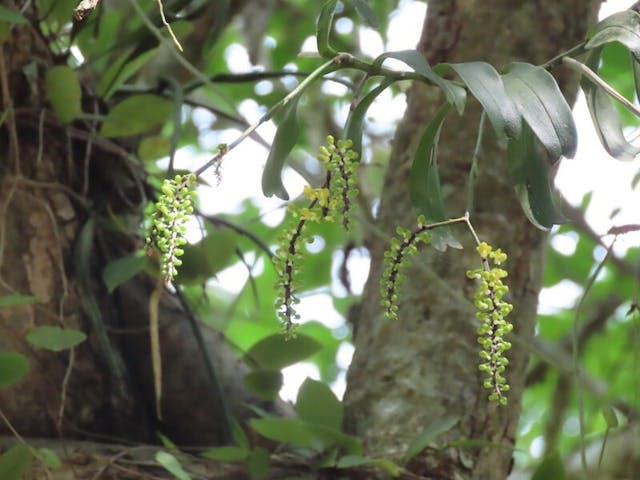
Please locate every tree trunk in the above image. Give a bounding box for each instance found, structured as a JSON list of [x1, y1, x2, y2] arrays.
[[344, 1, 600, 478]]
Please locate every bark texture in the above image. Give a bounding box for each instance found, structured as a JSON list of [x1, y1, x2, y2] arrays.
[[344, 1, 600, 478]]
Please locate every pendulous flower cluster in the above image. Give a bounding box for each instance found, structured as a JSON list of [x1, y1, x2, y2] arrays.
[[146, 174, 196, 285], [273, 136, 359, 331], [380, 215, 431, 320], [466, 242, 514, 405]]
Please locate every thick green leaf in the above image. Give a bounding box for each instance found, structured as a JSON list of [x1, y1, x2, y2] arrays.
[[201, 446, 248, 462], [408, 104, 449, 221], [507, 123, 565, 229], [45, 66, 82, 123], [532, 451, 566, 480], [0, 352, 29, 387], [376, 50, 466, 114], [344, 80, 392, 159], [0, 6, 27, 25], [0, 444, 33, 480], [178, 228, 240, 285], [243, 333, 322, 370], [36, 448, 61, 469], [244, 369, 283, 401], [503, 62, 577, 160], [316, 0, 338, 57], [0, 295, 39, 307], [336, 455, 400, 476], [101, 95, 172, 138], [296, 378, 343, 430], [102, 254, 148, 293], [247, 447, 270, 480], [261, 97, 300, 199], [250, 418, 362, 454], [347, 0, 379, 28], [404, 415, 459, 461], [26, 326, 86, 352], [586, 10, 640, 55], [446, 62, 521, 138], [602, 405, 619, 428], [583, 49, 640, 160], [98, 48, 160, 99], [155, 451, 191, 480]]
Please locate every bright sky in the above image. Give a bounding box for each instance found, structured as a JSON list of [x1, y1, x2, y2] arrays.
[[171, 0, 640, 401]]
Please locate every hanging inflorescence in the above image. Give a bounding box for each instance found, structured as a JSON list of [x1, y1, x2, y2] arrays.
[[146, 174, 196, 285], [466, 242, 514, 406], [273, 136, 359, 331]]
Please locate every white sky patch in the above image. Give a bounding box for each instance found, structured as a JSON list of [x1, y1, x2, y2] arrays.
[[387, 1, 426, 51], [295, 293, 345, 328], [537, 280, 584, 314], [550, 231, 579, 256]]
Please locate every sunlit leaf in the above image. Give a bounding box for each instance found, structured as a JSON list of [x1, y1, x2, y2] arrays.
[[26, 326, 86, 352], [244, 369, 283, 401], [507, 123, 565, 229], [45, 66, 82, 123], [0, 444, 33, 480], [296, 378, 343, 431], [102, 254, 148, 293], [376, 50, 466, 114], [101, 95, 172, 138], [446, 61, 521, 138], [586, 10, 640, 55], [317, 0, 338, 57], [0, 353, 29, 387], [243, 333, 322, 370], [532, 451, 566, 480], [503, 62, 577, 161], [261, 97, 300, 200], [155, 451, 191, 480], [404, 415, 459, 461]]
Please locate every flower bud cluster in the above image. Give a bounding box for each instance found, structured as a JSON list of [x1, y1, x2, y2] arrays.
[[466, 242, 513, 405], [273, 136, 359, 331], [146, 174, 196, 285], [380, 215, 431, 320]]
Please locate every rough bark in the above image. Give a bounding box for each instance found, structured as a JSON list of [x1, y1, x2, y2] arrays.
[[344, 1, 600, 478]]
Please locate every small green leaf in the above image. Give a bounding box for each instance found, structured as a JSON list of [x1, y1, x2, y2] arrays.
[[261, 97, 300, 200], [336, 455, 401, 477], [507, 123, 565, 230], [244, 333, 322, 370], [346, 0, 379, 28], [376, 50, 466, 114], [247, 447, 270, 480], [26, 326, 86, 352], [45, 66, 82, 123], [201, 446, 248, 462], [586, 10, 640, 55], [178, 227, 239, 285], [532, 451, 566, 480], [404, 415, 459, 461], [446, 62, 521, 138], [98, 48, 160, 100], [503, 62, 577, 160], [0, 352, 29, 387], [316, 0, 338, 58], [409, 104, 449, 221], [344, 80, 393, 159], [155, 451, 191, 480], [0, 295, 39, 307], [103, 254, 148, 293], [101, 94, 172, 138], [296, 378, 343, 431], [0, 6, 27, 25], [602, 405, 619, 428], [36, 448, 61, 469], [244, 370, 283, 401], [0, 445, 33, 480]]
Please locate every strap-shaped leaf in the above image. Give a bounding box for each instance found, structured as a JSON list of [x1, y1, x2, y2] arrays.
[[503, 62, 577, 161], [375, 50, 466, 114], [507, 123, 565, 230], [582, 49, 640, 161], [346, 0, 380, 28], [317, 0, 338, 58], [586, 10, 640, 55], [445, 62, 521, 139], [343, 79, 393, 159], [261, 97, 300, 200]]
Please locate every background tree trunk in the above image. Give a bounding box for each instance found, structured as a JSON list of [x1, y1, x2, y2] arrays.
[[344, 1, 601, 478]]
